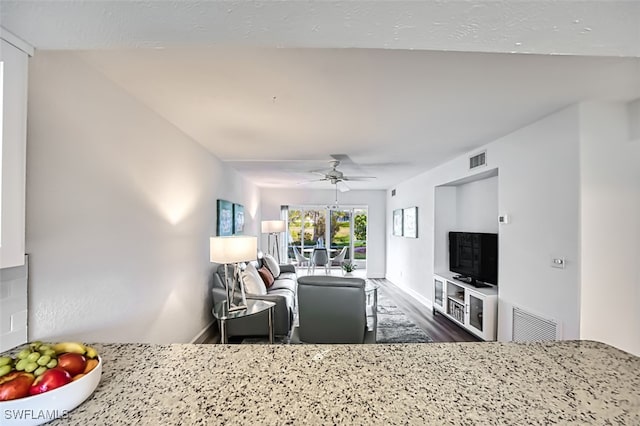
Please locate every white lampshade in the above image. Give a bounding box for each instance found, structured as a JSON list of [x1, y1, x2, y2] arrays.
[[210, 236, 257, 264], [261, 220, 286, 234]]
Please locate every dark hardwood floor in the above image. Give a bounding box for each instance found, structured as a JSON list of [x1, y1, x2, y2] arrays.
[[370, 277, 481, 343]]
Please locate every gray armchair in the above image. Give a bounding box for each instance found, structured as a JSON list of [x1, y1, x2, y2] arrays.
[[294, 275, 375, 344]]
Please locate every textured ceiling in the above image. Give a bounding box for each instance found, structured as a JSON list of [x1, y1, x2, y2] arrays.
[[2, 1, 639, 190]]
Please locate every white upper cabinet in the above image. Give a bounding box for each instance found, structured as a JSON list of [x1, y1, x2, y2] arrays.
[[1, 31, 32, 269]]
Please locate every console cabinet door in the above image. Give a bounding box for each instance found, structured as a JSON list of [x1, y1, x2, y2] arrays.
[[433, 277, 445, 312], [466, 292, 485, 336]]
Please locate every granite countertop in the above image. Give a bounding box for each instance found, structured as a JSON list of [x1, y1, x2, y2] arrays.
[[45, 340, 639, 425]]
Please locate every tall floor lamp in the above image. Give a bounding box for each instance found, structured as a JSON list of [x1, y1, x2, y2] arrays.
[[210, 235, 257, 312], [261, 220, 286, 263]]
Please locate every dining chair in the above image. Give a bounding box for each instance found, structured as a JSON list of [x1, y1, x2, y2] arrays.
[[330, 247, 348, 274], [292, 246, 309, 268], [309, 248, 329, 275]]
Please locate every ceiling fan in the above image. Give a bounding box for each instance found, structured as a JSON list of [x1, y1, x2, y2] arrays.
[[303, 159, 376, 192]]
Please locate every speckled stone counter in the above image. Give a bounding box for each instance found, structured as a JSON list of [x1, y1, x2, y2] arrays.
[[49, 341, 639, 425]]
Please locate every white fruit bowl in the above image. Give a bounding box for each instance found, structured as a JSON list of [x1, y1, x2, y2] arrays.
[[0, 357, 102, 425]]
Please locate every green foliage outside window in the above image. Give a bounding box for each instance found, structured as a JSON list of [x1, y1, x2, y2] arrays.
[[354, 214, 367, 241]]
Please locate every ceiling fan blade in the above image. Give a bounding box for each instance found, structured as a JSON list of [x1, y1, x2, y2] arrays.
[[330, 154, 354, 164], [343, 176, 377, 181], [296, 178, 328, 185], [336, 181, 351, 192]]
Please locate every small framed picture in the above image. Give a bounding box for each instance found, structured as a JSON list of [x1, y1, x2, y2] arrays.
[[403, 207, 418, 238], [217, 200, 233, 236], [393, 209, 403, 236], [233, 204, 245, 235]]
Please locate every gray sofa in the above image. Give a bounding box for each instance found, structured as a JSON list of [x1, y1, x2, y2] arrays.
[[212, 258, 296, 339], [293, 275, 376, 344]]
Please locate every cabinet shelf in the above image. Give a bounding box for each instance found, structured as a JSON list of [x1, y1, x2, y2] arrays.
[[447, 295, 464, 305]]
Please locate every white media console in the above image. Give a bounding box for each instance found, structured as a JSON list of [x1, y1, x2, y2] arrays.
[[433, 272, 498, 341]]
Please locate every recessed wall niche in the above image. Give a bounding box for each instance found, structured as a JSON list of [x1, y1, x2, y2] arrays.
[[434, 168, 499, 274]]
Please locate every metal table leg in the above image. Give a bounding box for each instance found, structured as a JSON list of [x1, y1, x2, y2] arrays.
[[220, 319, 227, 344], [268, 306, 274, 344]]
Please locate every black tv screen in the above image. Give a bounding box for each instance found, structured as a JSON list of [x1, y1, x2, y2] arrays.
[[449, 232, 498, 285]]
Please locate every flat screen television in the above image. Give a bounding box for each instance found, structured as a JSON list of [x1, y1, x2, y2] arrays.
[[449, 232, 498, 285]]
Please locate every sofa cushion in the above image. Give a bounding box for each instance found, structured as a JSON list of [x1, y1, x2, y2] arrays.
[[263, 254, 280, 277], [242, 263, 267, 295], [269, 277, 296, 293], [266, 288, 295, 311], [278, 271, 297, 281], [257, 265, 275, 288]]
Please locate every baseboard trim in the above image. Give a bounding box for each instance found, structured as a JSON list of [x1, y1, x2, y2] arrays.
[[385, 278, 433, 311], [190, 320, 217, 344]]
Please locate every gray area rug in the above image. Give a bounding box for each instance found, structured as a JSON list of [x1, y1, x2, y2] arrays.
[[376, 286, 433, 343]]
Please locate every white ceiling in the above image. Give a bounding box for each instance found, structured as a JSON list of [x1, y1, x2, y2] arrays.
[[2, 1, 640, 190]]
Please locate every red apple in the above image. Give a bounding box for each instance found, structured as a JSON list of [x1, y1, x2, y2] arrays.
[[29, 367, 72, 395], [57, 352, 87, 376], [0, 372, 35, 401]]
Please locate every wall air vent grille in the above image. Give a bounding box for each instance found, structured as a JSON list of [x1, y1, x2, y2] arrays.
[[469, 151, 486, 169], [512, 307, 558, 342]]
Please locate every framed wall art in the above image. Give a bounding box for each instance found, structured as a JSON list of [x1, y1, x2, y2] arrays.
[[403, 206, 418, 238], [233, 203, 245, 235], [216, 199, 233, 236], [393, 209, 403, 236]]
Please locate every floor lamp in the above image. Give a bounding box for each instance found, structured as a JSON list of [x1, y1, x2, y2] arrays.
[[261, 220, 286, 263], [210, 236, 257, 312]]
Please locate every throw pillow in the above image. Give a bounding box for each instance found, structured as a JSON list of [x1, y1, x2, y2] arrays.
[[241, 263, 267, 295], [257, 265, 275, 288], [263, 253, 281, 278]]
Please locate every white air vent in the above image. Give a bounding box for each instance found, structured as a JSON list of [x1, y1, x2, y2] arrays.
[[469, 151, 486, 169], [512, 307, 557, 342]]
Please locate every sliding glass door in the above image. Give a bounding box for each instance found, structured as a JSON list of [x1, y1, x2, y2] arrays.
[[353, 208, 367, 264], [286, 206, 367, 269]]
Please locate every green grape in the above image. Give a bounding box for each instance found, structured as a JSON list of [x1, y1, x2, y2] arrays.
[[38, 344, 51, 352], [46, 359, 57, 369], [43, 349, 56, 357], [24, 362, 38, 373], [0, 365, 12, 377], [0, 356, 13, 367], [37, 355, 51, 366], [34, 366, 47, 377], [17, 349, 31, 359], [27, 352, 41, 363], [15, 358, 28, 371]]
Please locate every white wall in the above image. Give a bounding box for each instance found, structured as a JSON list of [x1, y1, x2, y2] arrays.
[[455, 176, 499, 234], [26, 51, 260, 344], [387, 106, 582, 341], [579, 101, 640, 356], [260, 188, 386, 278]]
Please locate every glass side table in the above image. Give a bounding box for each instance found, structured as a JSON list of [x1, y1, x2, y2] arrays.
[[212, 299, 276, 344]]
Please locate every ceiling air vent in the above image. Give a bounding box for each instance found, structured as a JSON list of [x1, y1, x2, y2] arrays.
[[469, 151, 486, 169]]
